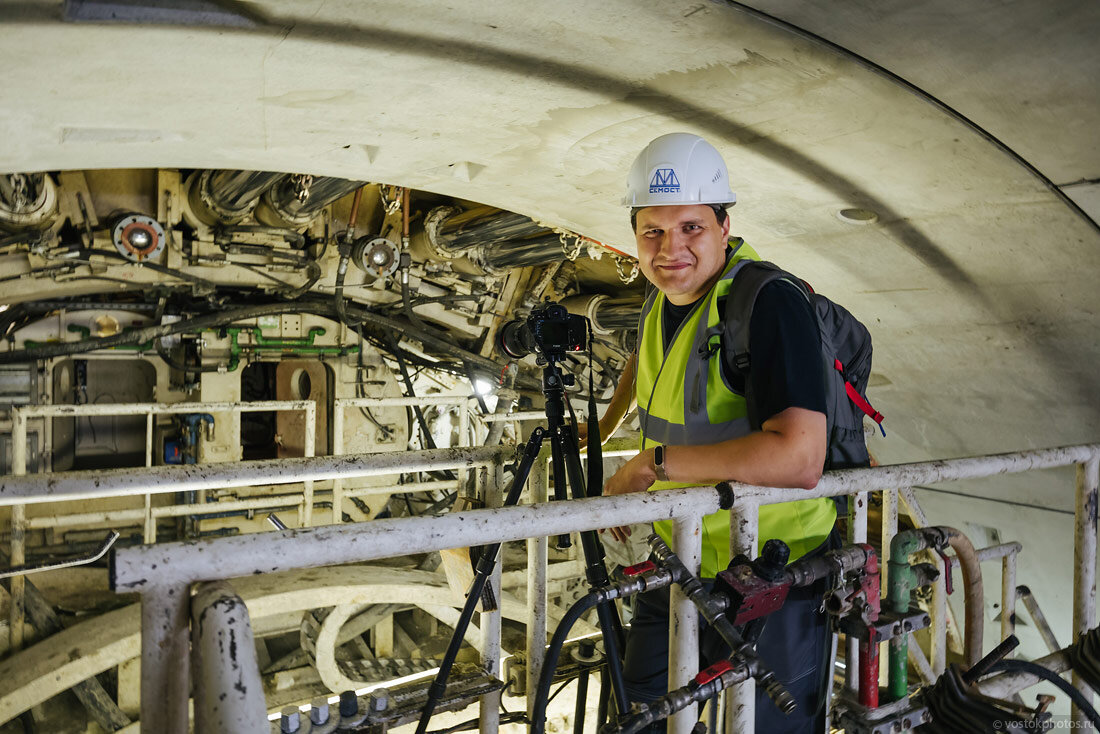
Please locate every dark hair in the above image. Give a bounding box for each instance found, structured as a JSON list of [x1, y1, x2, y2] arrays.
[[630, 203, 729, 232]]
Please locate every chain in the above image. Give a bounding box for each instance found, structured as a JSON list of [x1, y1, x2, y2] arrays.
[[11, 174, 31, 211], [558, 230, 585, 261], [380, 185, 403, 215], [614, 255, 640, 284], [291, 174, 314, 203]]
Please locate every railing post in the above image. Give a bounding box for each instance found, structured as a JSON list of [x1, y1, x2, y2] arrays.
[[141, 584, 191, 734], [1001, 552, 1018, 641], [144, 412, 155, 542], [526, 456, 550, 720], [725, 502, 759, 734], [479, 466, 503, 734], [9, 408, 26, 653], [302, 402, 316, 526], [669, 512, 704, 734], [191, 581, 266, 732], [881, 488, 899, 596], [332, 400, 345, 524], [1072, 453, 1099, 726], [847, 490, 868, 693]]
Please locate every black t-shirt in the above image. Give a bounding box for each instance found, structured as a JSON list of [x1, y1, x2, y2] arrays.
[[660, 279, 826, 426]]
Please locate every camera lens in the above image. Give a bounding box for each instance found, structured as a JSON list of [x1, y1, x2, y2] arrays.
[[497, 319, 536, 358]]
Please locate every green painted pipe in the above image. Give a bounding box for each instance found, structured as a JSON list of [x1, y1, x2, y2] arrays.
[[886, 530, 927, 701]]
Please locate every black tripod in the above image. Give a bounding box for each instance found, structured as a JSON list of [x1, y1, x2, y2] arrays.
[[414, 356, 630, 734]]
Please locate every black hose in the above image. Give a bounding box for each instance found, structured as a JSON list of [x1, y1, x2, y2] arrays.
[[985, 659, 1100, 729], [532, 592, 600, 734], [0, 297, 539, 389], [81, 249, 223, 290]]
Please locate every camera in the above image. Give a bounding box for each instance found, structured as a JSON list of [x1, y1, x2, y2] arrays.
[[498, 302, 588, 359]]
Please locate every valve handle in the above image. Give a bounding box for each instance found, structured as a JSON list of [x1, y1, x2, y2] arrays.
[[623, 560, 656, 577], [694, 659, 734, 686]]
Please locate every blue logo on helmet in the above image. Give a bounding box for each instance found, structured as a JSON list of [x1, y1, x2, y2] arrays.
[[649, 168, 680, 194]]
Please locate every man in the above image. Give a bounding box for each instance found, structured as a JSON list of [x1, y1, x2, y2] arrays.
[[590, 133, 837, 732]]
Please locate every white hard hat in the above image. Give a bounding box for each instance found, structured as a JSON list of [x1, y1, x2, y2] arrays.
[[622, 133, 737, 208]]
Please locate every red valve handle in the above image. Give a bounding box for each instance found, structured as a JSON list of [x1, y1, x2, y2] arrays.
[[694, 659, 734, 685], [623, 561, 656, 577]]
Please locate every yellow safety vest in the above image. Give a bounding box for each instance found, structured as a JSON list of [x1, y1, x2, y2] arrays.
[[636, 240, 836, 578]]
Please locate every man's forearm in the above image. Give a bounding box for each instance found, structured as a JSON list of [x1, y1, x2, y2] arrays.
[[605, 407, 827, 498], [662, 407, 826, 489], [599, 352, 637, 438]]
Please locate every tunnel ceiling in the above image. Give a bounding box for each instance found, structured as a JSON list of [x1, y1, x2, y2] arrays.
[[2, 0, 1099, 508]]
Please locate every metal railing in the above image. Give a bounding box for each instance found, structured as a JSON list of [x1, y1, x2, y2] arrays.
[[1, 394, 567, 660], [1, 442, 1096, 733]]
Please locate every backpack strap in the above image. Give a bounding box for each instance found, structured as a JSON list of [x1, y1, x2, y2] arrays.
[[721, 261, 810, 372], [718, 261, 813, 430]]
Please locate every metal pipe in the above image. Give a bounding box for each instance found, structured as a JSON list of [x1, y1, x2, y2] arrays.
[[975, 542, 1023, 562], [526, 458, 549, 720], [188, 170, 286, 225], [144, 413, 155, 543], [432, 209, 545, 253], [9, 409, 27, 654], [303, 402, 316, 527], [0, 445, 513, 506], [0, 531, 119, 579], [191, 581, 267, 733], [561, 295, 644, 335], [944, 528, 984, 668], [725, 502, 758, 734], [475, 232, 572, 272], [11, 439, 1097, 553], [141, 586, 190, 734], [1017, 585, 1061, 653], [724, 444, 1099, 506], [1073, 454, 1099, 726], [882, 488, 899, 598], [332, 395, 346, 523], [669, 514, 703, 734], [908, 634, 936, 684], [335, 395, 470, 408], [1002, 551, 1018, 641], [257, 175, 365, 227], [11, 399, 315, 418], [847, 490, 868, 694], [0, 172, 58, 230], [111, 485, 726, 592], [480, 468, 503, 734]]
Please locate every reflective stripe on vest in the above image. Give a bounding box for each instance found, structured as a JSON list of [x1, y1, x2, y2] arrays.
[[635, 240, 836, 577]]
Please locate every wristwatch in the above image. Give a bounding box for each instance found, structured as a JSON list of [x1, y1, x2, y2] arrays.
[[653, 444, 670, 482]]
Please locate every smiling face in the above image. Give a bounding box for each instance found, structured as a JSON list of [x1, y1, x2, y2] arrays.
[[634, 204, 731, 305]]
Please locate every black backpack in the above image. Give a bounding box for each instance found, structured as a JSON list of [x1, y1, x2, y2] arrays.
[[719, 260, 883, 470]]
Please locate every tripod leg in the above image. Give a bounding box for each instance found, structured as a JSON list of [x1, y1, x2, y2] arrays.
[[413, 427, 546, 734], [548, 425, 572, 550], [551, 426, 632, 716]]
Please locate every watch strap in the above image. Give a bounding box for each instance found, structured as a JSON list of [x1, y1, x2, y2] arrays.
[[653, 444, 670, 482]]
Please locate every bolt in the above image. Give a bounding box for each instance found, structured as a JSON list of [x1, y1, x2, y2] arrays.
[[339, 690, 358, 718], [280, 706, 300, 733], [368, 689, 391, 713], [310, 697, 329, 725], [129, 230, 151, 248]]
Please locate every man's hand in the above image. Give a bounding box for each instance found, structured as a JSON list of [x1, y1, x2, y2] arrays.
[[601, 449, 656, 542]]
